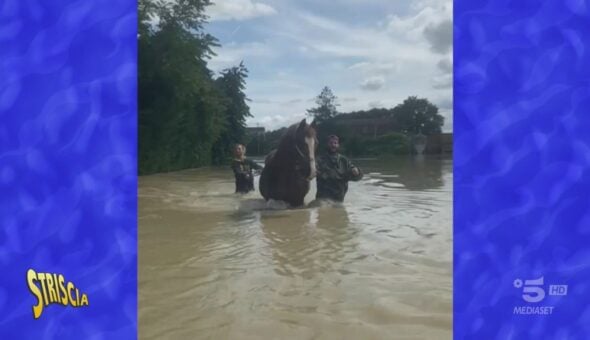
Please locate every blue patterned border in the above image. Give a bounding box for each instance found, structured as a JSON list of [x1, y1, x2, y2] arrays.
[[0, 0, 137, 338], [455, 1, 590, 339]]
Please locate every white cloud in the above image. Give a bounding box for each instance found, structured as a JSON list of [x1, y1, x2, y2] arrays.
[[387, 2, 449, 36], [432, 56, 452, 89], [244, 89, 315, 129], [348, 61, 399, 75], [281, 11, 434, 63], [209, 41, 277, 72], [360, 76, 385, 91], [432, 74, 452, 89], [410, 0, 452, 13], [423, 19, 452, 54], [206, 0, 453, 131], [249, 109, 309, 130], [207, 0, 277, 21], [435, 97, 452, 110], [437, 57, 452, 74]]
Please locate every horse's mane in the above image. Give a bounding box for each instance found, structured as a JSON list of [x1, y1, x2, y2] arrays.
[[267, 122, 303, 167], [277, 122, 299, 153]]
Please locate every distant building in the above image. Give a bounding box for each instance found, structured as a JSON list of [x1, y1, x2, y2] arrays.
[[425, 133, 453, 154]]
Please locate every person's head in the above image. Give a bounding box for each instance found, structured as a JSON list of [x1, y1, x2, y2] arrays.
[[326, 135, 340, 153], [234, 144, 245, 158]]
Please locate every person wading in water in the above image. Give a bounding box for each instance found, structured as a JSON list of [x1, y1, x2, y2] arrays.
[[316, 135, 363, 202], [231, 144, 263, 194]]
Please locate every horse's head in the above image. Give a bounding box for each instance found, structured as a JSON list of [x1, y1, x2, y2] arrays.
[[294, 118, 318, 180]]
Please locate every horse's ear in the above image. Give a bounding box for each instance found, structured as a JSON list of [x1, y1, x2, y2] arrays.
[[297, 118, 307, 132], [310, 119, 317, 129]]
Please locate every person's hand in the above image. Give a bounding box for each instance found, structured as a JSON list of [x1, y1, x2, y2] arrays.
[[351, 167, 359, 177]]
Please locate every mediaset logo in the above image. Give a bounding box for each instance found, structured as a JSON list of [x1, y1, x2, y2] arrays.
[[27, 269, 89, 319], [512, 276, 567, 315]]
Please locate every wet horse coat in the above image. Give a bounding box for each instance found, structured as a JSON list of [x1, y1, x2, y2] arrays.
[[259, 119, 317, 207]]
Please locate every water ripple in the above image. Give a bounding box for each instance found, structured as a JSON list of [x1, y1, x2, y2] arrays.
[[139, 157, 452, 339]]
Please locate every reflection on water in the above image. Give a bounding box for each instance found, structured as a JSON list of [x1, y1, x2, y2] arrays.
[[258, 206, 357, 280], [358, 155, 445, 191], [139, 156, 452, 339]]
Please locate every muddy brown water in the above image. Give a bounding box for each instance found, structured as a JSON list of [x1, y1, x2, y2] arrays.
[[139, 156, 452, 339]]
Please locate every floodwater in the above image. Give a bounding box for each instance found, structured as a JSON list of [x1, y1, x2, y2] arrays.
[[139, 156, 452, 340]]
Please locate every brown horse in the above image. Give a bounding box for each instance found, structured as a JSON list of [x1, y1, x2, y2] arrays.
[[259, 119, 317, 207]]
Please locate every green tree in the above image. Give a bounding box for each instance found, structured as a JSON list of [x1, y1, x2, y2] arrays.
[[392, 96, 444, 135], [138, 0, 230, 174], [307, 86, 339, 123], [137, 0, 257, 173], [139, 0, 214, 35], [262, 127, 288, 154], [211, 62, 252, 164]]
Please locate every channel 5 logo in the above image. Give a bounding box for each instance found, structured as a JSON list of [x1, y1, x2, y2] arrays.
[[512, 276, 568, 315]]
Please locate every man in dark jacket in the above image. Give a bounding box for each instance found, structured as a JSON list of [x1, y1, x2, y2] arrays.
[[316, 135, 363, 202], [231, 144, 262, 194]]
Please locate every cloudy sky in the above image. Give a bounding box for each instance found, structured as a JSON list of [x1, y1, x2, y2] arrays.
[[204, 0, 453, 131]]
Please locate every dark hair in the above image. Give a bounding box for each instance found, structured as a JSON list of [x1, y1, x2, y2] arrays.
[[327, 135, 339, 142]]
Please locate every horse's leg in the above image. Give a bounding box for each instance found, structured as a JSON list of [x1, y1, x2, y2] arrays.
[[290, 197, 304, 208], [286, 175, 307, 208], [259, 168, 269, 200], [262, 166, 283, 202]]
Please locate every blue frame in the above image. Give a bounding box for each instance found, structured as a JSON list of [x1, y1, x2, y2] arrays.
[[0, 0, 137, 338], [455, 0, 590, 338], [2, 0, 590, 338]]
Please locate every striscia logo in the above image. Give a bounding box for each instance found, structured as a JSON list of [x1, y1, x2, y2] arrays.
[[27, 269, 89, 319]]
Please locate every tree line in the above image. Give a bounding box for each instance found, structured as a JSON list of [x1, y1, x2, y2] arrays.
[[138, 0, 446, 173], [138, 0, 251, 175], [247, 86, 446, 156]]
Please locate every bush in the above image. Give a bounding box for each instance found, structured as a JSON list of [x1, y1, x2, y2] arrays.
[[371, 133, 411, 154], [342, 133, 410, 156]]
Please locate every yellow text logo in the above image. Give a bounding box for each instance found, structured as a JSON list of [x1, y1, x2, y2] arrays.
[[27, 269, 89, 319]]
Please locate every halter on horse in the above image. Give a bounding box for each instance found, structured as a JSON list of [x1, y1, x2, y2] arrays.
[[259, 119, 317, 207]]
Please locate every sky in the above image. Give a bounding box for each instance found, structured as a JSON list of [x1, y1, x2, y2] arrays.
[[203, 0, 453, 132]]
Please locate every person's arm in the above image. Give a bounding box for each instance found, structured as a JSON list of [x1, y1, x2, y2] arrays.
[[318, 156, 346, 181], [345, 157, 363, 181]]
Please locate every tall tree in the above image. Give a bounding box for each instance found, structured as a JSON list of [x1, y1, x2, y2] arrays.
[[392, 96, 444, 135], [211, 62, 252, 164], [138, 0, 229, 174], [307, 86, 339, 123]]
